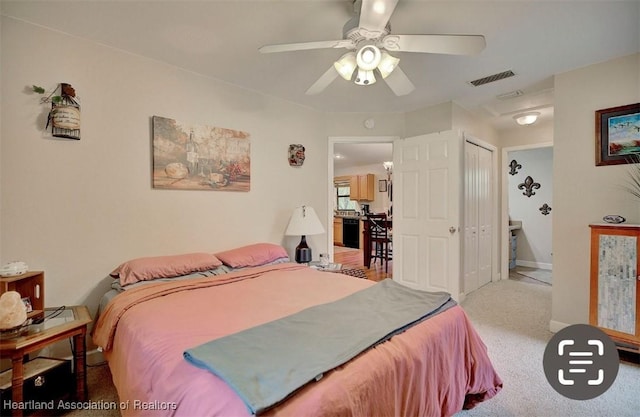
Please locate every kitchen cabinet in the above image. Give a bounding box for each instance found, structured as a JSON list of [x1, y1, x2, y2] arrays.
[[589, 223, 640, 353], [333, 217, 343, 246], [349, 174, 375, 201]]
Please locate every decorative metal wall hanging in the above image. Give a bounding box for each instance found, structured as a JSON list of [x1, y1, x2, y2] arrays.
[[539, 203, 552, 215], [288, 144, 305, 166], [508, 159, 522, 175], [33, 83, 81, 140], [49, 83, 81, 140], [518, 175, 541, 197], [152, 116, 251, 191]]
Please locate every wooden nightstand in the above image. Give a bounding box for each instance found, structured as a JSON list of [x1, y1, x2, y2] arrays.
[[0, 271, 44, 320], [0, 306, 92, 416]]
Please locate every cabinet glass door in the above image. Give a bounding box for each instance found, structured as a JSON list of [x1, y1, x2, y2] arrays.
[[597, 234, 637, 335]]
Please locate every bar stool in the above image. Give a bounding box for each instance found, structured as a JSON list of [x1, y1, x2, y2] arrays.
[[367, 214, 392, 273]]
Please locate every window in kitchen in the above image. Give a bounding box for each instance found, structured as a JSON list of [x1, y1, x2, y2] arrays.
[[336, 185, 357, 211]]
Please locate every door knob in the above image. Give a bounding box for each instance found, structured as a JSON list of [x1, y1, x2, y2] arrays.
[[449, 227, 457, 234]]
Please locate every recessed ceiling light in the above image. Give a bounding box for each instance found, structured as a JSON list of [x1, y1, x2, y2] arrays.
[[513, 112, 541, 126]]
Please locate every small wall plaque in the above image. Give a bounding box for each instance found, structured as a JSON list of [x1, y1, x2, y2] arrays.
[[603, 215, 625, 224], [288, 144, 305, 166]]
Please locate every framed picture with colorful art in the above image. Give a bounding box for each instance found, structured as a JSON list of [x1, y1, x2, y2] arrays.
[[595, 102, 640, 166]]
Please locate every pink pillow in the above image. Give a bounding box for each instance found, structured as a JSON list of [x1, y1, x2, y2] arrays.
[[111, 253, 223, 286], [215, 243, 289, 268]]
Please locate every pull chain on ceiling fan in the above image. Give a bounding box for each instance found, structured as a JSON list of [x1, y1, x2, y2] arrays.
[[259, 0, 486, 96]]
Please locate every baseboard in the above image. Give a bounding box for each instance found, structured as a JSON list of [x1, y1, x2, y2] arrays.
[[87, 348, 106, 366], [516, 260, 552, 270], [549, 320, 571, 334]]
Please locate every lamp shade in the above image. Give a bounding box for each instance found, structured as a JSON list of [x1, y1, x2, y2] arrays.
[[285, 205, 325, 263], [377, 52, 400, 79], [285, 206, 325, 236], [334, 52, 357, 81]]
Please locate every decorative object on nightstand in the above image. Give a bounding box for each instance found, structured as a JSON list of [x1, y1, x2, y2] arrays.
[[0, 292, 27, 331], [285, 205, 325, 263], [0, 262, 28, 277], [308, 261, 342, 271]]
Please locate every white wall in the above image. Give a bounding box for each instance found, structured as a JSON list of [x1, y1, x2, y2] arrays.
[[0, 17, 328, 314], [508, 147, 553, 268], [552, 53, 640, 329]]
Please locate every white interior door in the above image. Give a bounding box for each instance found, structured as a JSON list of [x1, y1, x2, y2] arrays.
[[393, 130, 462, 300], [463, 141, 493, 294], [477, 145, 493, 287], [464, 142, 479, 292]]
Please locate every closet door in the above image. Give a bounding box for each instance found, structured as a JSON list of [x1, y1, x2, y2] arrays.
[[463, 142, 479, 293], [463, 142, 493, 293], [477, 145, 493, 287]]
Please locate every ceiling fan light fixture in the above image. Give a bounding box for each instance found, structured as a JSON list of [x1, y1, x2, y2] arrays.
[[356, 45, 382, 71], [377, 51, 399, 79], [514, 112, 541, 126], [334, 52, 357, 80], [355, 68, 376, 85]]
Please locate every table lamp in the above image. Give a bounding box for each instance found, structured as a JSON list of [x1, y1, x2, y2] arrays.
[[285, 205, 325, 263]]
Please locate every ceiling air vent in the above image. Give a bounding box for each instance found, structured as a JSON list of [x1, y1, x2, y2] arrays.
[[496, 90, 524, 100], [468, 70, 516, 87]]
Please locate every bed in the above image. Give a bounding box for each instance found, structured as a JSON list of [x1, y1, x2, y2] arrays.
[[93, 243, 502, 417]]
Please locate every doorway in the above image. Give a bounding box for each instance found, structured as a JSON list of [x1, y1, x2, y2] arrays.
[[327, 136, 398, 277], [500, 143, 554, 285]]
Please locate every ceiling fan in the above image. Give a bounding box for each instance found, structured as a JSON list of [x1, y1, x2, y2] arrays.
[[259, 0, 486, 96]]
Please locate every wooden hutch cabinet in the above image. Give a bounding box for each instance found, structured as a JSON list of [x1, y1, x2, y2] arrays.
[[0, 271, 44, 319], [589, 224, 640, 353]]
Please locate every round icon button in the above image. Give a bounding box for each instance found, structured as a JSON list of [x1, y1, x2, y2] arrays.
[[543, 324, 619, 400]]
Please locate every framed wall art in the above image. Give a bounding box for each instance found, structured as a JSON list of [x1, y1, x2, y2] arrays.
[[378, 179, 387, 192], [595, 102, 640, 166], [152, 116, 251, 191]]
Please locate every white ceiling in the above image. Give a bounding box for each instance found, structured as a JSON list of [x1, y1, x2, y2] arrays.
[[334, 142, 393, 170], [2, 0, 638, 134]]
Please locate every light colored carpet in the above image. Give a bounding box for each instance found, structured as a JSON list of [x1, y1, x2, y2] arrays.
[[514, 266, 552, 285], [74, 279, 639, 417], [65, 363, 120, 417], [456, 279, 640, 417]]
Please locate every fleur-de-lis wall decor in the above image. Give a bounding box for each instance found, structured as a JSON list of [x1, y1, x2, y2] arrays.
[[508, 159, 522, 176], [539, 203, 552, 215], [518, 175, 541, 197]]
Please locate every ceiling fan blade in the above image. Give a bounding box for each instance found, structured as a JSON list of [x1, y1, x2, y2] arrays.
[[382, 34, 486, 55], [259, 39, 354, 54], [358, 0, 399, 38], [305, 66, 339, 95], [383, 65, 415, 96]]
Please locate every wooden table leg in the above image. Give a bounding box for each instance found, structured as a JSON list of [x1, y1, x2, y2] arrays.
[[73, 330, 87, 401], [10, 354, 24, 417]]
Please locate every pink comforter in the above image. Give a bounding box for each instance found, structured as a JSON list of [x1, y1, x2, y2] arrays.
[[93, 263, 501, 417]]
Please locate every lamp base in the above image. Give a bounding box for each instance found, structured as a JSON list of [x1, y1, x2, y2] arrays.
[[295, 235, 312, 263]]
